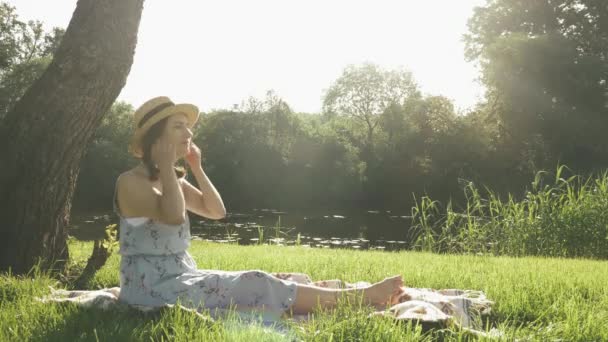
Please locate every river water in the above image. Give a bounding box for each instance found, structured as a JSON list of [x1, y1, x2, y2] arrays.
[[69, 209, 418, 251]]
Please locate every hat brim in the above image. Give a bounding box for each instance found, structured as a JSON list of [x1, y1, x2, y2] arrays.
[[129, 103, 199, 158]]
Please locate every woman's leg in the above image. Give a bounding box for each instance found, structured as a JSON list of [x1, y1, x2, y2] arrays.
[[286, 275, 403, 315]]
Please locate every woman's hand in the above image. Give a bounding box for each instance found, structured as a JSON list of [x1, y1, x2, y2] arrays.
[[185, 142, 202, 169], [151, 135, 177, 171]]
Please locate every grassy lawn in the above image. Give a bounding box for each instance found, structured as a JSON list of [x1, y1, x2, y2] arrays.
[[1, 240, 607, 341]]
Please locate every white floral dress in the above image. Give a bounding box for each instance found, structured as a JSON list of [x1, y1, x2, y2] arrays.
[[113, 180, 298, 316]]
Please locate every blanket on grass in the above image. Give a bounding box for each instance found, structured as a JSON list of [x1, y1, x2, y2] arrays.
[[35, 272, 501, 338]]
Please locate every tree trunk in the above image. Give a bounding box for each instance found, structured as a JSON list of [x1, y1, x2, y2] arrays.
[[0, 0, 144, 274]]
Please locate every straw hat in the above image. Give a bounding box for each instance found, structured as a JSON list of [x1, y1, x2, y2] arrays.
[[128, 96, 199, 158]]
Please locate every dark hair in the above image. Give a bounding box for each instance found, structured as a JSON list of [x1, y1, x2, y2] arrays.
[[140, 117, 187, 181]]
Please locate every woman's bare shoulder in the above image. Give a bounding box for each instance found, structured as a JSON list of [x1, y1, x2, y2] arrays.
[[117, 169, 142, 188], [116, 168, 158, 217], [116, 169, 154, 200]]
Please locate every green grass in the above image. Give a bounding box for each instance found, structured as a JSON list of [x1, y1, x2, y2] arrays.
[[1, 241, 607, 341]]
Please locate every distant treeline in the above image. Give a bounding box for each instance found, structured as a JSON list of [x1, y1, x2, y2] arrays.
[[1, 1, 607, 213]]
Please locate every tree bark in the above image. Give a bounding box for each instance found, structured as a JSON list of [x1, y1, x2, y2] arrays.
[[0, 0, 144, 274]]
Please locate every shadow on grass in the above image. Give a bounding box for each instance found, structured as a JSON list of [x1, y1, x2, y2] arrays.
[[28, 304, 218, 341]]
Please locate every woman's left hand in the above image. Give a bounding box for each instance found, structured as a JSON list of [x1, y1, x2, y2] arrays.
[[185, 142, 202, 169]]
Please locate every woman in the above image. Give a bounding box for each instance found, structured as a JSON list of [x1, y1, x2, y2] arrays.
[[114, 96, 404, 318]]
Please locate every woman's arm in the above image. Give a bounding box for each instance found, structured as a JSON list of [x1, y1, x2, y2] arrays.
[[158, 165, 186, 224], [182, 165, 226, 220], [154, 136, 186, 225]]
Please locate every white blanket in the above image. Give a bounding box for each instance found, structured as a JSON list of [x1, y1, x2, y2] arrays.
[[35, 272, 500, 338]]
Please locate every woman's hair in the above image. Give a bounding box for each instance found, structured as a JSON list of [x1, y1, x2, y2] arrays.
[[140, 117, 187, 181]]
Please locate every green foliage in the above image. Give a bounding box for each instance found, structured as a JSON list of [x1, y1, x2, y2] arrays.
[[0, 2, 63, 118], [0, 55, 51, 118], [73, 101, 137, 211], [0, 2, 63, 71], [411, 165, 608, 259], [197, 98, 364, 210], [465, 0, 608, 171], [322, 63, 420, 167], [102, 224, 118, 250]]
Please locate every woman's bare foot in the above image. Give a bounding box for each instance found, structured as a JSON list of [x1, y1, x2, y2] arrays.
[[362, 275, 404, 309]]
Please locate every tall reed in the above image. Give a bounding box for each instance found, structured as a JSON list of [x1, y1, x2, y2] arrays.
[[410, 165, 608, 259]]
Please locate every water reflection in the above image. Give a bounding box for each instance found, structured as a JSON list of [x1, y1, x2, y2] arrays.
[[69, 209, 415, 251]]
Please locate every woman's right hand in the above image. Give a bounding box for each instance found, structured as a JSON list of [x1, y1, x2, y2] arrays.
[[151, 136, 176, 171]]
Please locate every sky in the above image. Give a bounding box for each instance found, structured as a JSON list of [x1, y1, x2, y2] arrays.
[[7, 0, 486, 113]]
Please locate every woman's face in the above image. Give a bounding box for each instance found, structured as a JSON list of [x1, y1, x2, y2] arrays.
[[163, 113, 193, 158]]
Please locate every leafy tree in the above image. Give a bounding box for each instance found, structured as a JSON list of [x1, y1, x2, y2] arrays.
[[465, 0, 608, 172], [322, 63, 420, 163], [0, 2, 63, 118], [0, 2, 63, 70], [0, 55, 51, 119]]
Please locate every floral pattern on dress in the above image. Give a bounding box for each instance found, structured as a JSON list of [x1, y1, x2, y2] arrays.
[[112, 181, 298, 315]]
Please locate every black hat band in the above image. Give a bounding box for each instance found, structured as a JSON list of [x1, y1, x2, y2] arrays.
[[138, 101, 175, 128]]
